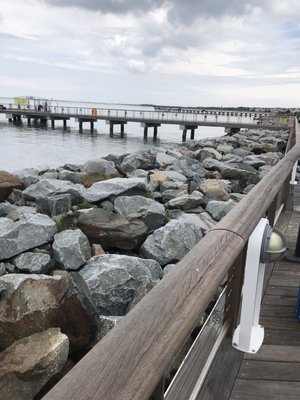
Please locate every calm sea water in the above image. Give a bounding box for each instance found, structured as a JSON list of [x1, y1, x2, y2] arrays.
[[0, 102, 225, 173]]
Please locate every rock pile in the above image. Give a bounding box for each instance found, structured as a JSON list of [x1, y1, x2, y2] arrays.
[[0, 128, 289, 397]]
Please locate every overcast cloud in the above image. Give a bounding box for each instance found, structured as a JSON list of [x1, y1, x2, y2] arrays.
[[0, 0, 299, 106]]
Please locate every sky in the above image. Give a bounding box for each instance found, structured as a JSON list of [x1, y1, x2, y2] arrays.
[[0, 0, 299, 107]]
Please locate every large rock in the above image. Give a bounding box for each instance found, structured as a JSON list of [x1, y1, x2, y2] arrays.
[[140, 214, 203, 266], [36, 194, 72, 217], [80, 158, 121, 187], [161, 170, 187, 183], [199, 179, 230, 201], [156, 151, 177, 167], [0, 328, 69, 400], [53, 229, 91, 270], [114, 195, 166, 232], [170, 157, 206, 179], [0, 214, 57, 260], [162, 189, 188, 203], [195, 147, 223, 162], [12, 252, 54, 274], [23, 179, 85, 204], [13, 168, 40, 187], [0, 272, 100, 352], [120, 151, 157, 173], [84, 177, 146, 203], [203, 158, 260, 187], [165, 191, 204, 211], [206, 200, 235, 221], [0, 171, 24, 202], [0, 202, 16, 217], [80, 254, 162, 315], [77, 208, 148, 250]]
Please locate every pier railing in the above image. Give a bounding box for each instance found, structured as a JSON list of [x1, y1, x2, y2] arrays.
[[42, 120, 300, 400], [0, 102, 288, 129]]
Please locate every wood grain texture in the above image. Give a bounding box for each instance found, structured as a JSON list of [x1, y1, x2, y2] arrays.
[[244, 344, 300, 362], [264, 329, 300, 346], [230, 379, 300, 400], [238, 360, 300, 381], [261, 316, 300, 331]]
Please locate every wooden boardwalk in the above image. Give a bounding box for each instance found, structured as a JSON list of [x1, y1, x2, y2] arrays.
[[197, 186, 300, 400]]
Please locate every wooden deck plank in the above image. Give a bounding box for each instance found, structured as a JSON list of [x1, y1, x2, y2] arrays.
[[260, 316, 300, 331], [264, 329, 300, 346], [268, 274, 300, 287], [260, 304, 296, 317], [238, 360, 300, 381], [230, 379, 300, 400], [265, 285, 298, 296], [244, 344, 300, 362], [276, 262, 300, 272], [262, 294, 296, 306]]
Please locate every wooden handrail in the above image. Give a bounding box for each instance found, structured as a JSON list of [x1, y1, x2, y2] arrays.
[[43, 127, 300, 400]]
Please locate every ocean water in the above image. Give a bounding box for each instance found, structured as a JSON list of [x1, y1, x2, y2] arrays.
[[0, 102, 226, 173]]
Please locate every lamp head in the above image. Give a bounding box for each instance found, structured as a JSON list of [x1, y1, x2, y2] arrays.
[[260, 226, 286, 263]]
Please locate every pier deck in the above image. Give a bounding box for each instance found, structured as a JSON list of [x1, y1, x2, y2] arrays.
[[197, 185, 300, 400]]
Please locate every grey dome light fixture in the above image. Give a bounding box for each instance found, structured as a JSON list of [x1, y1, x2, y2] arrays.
[[260, 225, 287, 263]]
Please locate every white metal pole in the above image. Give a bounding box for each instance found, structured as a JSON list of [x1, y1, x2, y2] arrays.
[[232, 218, 268, 353]]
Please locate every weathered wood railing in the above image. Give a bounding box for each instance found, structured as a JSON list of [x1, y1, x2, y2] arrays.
[[43, 121, 300, 400]]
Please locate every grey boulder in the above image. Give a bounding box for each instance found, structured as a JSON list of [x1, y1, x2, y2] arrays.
[[0, 214, 57, 260], [165, 191, 204, 211], [114, 195, 166, 231], [140, 214, 204, 266], [206, 200, 235, 221], [12, 252, 54, 274], [84, 177, 146, 203], [23, 179, 85, 204], [77, 208, 148, 250], [53, 229, 91, 270], [80, 254, 162, 315]]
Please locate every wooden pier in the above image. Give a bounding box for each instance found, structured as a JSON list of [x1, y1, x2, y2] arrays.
[[0, 102, 289, 142]]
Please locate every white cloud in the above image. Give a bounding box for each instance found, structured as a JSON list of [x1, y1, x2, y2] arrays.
[[0, 0, 299, 106]]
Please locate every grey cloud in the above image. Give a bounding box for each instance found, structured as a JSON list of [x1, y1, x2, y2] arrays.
[[45, 0, 264, 22], [45, 0, 162, 14]]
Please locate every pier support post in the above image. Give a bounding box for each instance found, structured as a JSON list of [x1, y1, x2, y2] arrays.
[[90, 121, 94, 132], [144, 126, 148, 139], [153, 126, 158, 141], [120, 124, 124, 136], [51, 120, 55, 129], [79, 121, 83, 132], [110, 122, 114, 135], [141, 122, 160, 141], [8, 118, 12, 123], [27, 118, 31, 125], [180, 124, 197, 142], [190, 128, 195, 140], [63, 120, 67, 129]]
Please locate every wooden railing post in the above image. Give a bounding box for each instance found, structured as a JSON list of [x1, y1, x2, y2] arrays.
[[224, 248, 247, 337]]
